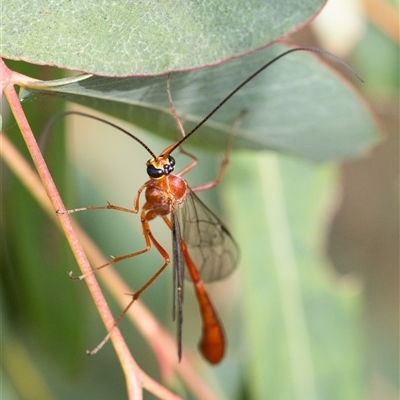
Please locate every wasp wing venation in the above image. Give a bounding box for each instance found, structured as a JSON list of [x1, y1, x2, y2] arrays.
[[177, 189, 239, 283], [171, 211, 184, 361]]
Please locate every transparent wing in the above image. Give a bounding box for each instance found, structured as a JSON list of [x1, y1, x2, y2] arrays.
[[171, 211, 184, 361], [177, 188, 239, 283]]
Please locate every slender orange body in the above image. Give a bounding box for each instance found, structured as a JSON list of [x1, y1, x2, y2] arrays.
[[181, 240, 225, 364], [138, 162, 227, 364]]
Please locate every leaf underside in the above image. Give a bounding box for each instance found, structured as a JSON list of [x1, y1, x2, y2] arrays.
[[22, 44, 379, 162]]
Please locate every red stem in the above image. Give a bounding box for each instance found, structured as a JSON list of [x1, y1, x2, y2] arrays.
[[1, 59, 143, 400]]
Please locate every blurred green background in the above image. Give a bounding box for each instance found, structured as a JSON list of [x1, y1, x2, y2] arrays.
[[1, 2, 398, 399]]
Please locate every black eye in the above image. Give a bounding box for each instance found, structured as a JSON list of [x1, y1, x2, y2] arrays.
[[147, 163, 163, 178], [162, 156, 175, 175]]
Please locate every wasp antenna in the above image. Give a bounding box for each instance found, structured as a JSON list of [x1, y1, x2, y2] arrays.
[[297, 47, 364, 83], [42, 111, 157, 159], [167, 46, 363, 154]]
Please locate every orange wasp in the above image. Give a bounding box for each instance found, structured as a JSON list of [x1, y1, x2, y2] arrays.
[[55, 47, 357, 363], [61, 101, 240, 364]]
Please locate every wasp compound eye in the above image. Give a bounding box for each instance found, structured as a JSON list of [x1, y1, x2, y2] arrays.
[[147, 163, 164, 178], [163, 156, 175, 175]]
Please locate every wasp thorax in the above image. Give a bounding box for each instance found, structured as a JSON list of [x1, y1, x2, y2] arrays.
[[146, 156, 175, 179]]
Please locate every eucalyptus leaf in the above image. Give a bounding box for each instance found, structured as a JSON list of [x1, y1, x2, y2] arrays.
[[22, 44, 379, 162], [2, 0, 325, 75]]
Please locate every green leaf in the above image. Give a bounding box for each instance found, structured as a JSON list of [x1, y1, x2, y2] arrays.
[[22, 44, 379, 162], [222, 152, 365, 400], [2, 0, 325, 75]]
